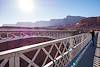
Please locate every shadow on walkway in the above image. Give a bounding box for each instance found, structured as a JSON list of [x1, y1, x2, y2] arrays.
[[67, 32, 99, 67], [76, 32, 98, 67]]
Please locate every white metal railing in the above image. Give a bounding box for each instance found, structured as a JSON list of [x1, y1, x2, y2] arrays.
[[0, 33, 92, 67]]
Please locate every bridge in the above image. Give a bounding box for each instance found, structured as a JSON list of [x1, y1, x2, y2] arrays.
[[0, 29, 77, 41], [0, 28, 99, 67]]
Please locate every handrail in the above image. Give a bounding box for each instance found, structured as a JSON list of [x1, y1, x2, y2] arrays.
[[0, 33, 88, 56]]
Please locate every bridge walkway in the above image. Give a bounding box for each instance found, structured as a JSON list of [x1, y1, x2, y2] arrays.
[[93, 32, 100, 67], [67, 32, 99, 67], [67, 39, 95, 67]]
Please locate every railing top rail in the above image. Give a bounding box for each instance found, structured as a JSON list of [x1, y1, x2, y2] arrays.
[[0, 33, 90, 56]]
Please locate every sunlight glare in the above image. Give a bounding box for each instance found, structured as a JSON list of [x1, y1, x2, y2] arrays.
[[18, 0, 35, 13]]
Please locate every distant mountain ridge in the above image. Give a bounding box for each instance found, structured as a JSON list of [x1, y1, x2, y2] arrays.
[[3, 16, 86, 27], [75, 16, 100, 30], [33, 16, 86, 27]]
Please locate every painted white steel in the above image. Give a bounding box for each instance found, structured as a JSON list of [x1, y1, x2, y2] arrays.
[[0, 33, 91, 67]]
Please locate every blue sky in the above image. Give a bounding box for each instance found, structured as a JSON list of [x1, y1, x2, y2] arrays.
[[0, 0, 100, 26]]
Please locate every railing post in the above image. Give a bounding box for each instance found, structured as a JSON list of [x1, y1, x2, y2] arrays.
[[68, 38, 74, 61], [81, 34, 85, 42], [15, 53, 20, 67], [0, 34, 2, 39], [9, 56, 15, 67]]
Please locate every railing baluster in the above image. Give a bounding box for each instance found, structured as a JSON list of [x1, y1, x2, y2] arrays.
[[0, 59, 9, 67], [9, 57, 14, 67], [15, 53, 20, 67]]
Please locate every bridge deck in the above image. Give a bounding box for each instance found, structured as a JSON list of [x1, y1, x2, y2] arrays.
[[93, 32, 100, 67], [67, 40, 95, 67], [67, 32, 100, 67], [75, 41, 95, 67], [76, 32, 100, 67]]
